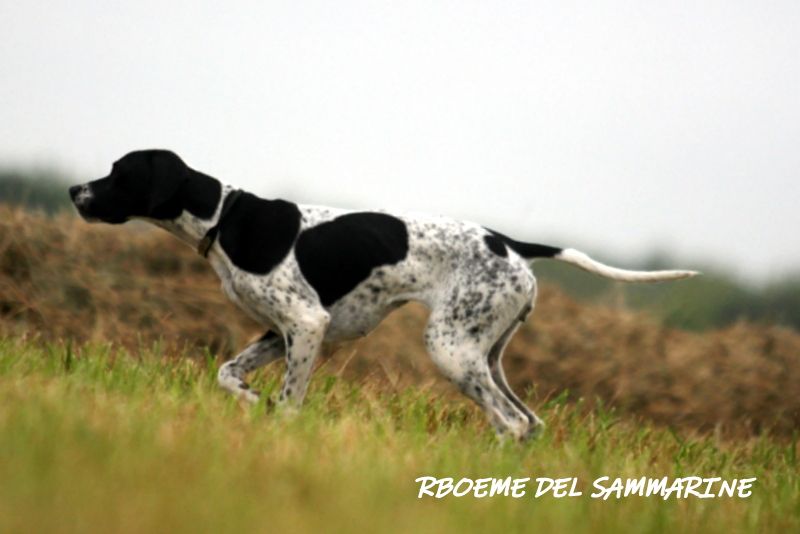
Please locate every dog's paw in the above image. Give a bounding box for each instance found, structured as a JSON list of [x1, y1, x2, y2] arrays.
[[521, 418, 545, 442], [237, 387, 261, 405], [273, 401, 300, 419]]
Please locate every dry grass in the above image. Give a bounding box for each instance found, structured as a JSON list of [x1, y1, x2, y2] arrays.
[[2, 205, 799, 437]]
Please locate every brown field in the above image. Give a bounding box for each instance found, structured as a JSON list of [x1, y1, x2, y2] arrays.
[[2, 205, 799, 437]]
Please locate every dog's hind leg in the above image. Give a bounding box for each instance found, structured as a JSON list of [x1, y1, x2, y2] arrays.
[[424, 309, 533, 441], [487, 314, 544, 439], [218, 331, 284, 404]]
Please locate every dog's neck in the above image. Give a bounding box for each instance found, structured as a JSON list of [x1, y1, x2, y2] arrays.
[[141, 184, 236, 252]]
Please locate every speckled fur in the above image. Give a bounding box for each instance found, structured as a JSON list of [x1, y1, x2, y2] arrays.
[[142, 186, 542, 439]]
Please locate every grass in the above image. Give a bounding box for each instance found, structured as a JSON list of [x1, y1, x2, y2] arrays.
[[1, 337, 797, 533]]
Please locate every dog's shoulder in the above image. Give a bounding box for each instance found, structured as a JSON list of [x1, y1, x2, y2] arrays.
[[218, 192, 302, 274]]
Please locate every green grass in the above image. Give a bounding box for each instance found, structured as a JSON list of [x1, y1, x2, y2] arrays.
[[0, 337, 797, 533]]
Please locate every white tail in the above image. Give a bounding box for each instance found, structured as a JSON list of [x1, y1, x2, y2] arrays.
[[553, 248, 700, 283]]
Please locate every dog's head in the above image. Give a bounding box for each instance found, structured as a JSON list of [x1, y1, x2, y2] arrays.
[[69, 149, 193, 224]]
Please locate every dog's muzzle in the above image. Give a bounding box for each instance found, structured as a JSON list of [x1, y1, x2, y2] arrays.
[[69, 184, 95, 219], [69, 184, 91, 206]]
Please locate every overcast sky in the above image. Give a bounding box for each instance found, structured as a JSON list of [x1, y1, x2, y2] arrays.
[[2, 1, 798, 282]]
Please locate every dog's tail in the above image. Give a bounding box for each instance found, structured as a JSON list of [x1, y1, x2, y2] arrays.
[[550, 248, 699, 282], [489, 231, 699, 283]]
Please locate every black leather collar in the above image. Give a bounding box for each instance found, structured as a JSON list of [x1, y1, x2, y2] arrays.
[[197, 189, 243, 257]]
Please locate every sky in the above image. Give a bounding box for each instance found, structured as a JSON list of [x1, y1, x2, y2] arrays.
[[2, 1, 799, 282]]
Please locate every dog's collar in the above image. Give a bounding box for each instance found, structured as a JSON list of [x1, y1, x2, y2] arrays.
[[197, 189, 244, 258]]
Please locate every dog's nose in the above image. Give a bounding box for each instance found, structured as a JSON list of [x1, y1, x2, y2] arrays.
[[69, 185, 81, 200]]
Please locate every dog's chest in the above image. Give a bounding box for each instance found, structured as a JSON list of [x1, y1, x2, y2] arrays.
[[209, 257, 245, 307], [210, 252, 317, 327], [208, 256, 270, 321]]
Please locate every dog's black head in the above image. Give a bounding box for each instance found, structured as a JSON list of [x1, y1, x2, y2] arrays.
[[69, 149, 220, 223]]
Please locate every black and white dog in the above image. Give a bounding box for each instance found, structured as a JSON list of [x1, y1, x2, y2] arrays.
[[69, 149, 696, 440]]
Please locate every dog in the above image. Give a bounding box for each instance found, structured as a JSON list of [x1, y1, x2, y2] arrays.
[[69, 149, 697, 440]]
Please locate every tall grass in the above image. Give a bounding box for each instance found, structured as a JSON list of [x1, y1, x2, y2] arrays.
[[1, 337, 797, 533]]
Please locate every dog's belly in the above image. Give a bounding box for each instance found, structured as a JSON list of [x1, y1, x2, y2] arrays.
[[325, 299, 407, 341], [320, 251, 440, 340]]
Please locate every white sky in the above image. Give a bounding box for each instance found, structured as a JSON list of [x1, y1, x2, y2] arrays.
[[2, 1, 799, 282]]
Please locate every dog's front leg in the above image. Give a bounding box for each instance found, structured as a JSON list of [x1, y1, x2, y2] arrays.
[[218, 331, 284, 404], [277, 309, 330, 409]]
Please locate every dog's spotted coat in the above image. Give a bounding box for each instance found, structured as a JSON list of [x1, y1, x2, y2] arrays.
[[70, 149, 697, 440]]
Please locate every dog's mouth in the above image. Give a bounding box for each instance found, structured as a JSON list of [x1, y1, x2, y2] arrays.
[[74, 208, 101, 223], [70, 199, 100, 223]]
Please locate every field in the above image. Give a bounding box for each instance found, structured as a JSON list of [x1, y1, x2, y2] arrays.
[[1, 206, 799, 532], [1, 338, 798, 533]]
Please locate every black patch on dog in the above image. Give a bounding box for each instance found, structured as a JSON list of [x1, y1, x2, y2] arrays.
[[483, 234, 508, 257], [218, 193, 302, 275], [485, 229, 561, 259], [295, 212, 409, 307]]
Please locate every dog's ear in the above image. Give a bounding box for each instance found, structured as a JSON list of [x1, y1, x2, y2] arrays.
[[146, 150, 189, 218]]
